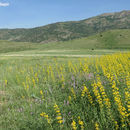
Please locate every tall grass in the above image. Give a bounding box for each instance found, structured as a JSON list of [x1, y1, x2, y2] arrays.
[[0, 53, 130, 130]]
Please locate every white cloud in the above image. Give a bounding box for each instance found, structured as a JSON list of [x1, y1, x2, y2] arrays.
[[0, 2, 9, 7]]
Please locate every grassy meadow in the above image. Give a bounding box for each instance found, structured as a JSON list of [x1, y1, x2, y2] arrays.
[[0, 52, 130, 130], [0, 29, 130, 130]]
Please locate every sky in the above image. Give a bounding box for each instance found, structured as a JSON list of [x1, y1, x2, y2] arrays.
[[0, 0, 130, 29]]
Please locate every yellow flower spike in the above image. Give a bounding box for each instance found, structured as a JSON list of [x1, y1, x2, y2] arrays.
[[111, 81, 128, 126], [71, 120, 77, 130], [32, 78, 35, 87], [92, 82, 103, 108], [40, 112, 52, 124], [53, 104, 63, 125], [40, 90, 43, 95], [68, 96, 72, 102], [56, 110, 60, 113], [114, 121, 119, 130], [96, 77, 111, 110], [78, 116, 84, 130], [40, 112, 45, 117], [5, 80, 8, 86], [44, 115, 49, 118], [57, 113, 61, 116], [82, 84, 93, 104], [26, 84, 29, 89], [57, 120, 63, 124], [40, 90, 44, 99], [56, 116, 62, 120], [71, 88, 76, 99], [81, 85, 87, 97], [95, 122, 99, 130], [54, 104, 58, 109]]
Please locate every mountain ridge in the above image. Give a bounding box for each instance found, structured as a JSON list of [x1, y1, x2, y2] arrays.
[[0, 10, 130, 43]]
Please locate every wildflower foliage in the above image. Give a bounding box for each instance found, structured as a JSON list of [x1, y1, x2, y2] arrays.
[[0, 53, 130, 129]]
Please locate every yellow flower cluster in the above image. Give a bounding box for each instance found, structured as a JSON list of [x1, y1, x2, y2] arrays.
[[71, 88, 76, 99], [112, 81, 129, 127], [68, 96, 72, 102], [96, 76, 111, 109], [54, 104, 63, 124], [82, 84, 93, 104], [82, 63, 89, 73], [5, 80, 8, 86], [114, 121, 119, 130], [95, 122, 99, 130], [40, 112, 51, 124], [125, 73, 130, 112], [81, 85, 87, 97], [32, 78, 35, 87], [92, 82, 103, 109], [40, 90, 44, 99], [71, 120, 77, 130], [78, 116, 84, 130]]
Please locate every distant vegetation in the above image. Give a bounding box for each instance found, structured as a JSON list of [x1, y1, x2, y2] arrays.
[[43, 29, 130, 50], [0, 29, 130, 54], [0, 40, 37, 53], [0, 10, 130, 43]]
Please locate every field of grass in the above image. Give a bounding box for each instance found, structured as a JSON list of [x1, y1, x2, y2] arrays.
[[0, 52, 130, 130], [1, 49, 127, 58]]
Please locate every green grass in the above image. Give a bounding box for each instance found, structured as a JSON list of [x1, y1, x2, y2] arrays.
[[40, 29, 130, 50], [0, 53, 129, 130]]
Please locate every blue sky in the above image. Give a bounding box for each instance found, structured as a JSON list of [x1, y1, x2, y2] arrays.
[[0, 0, 130, 28]]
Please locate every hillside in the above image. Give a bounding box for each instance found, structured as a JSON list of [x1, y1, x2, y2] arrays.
[[0, 10, 130, 43], [0, 29, 130, 54], [37, 29, 130, 50], [0, 40, 38, 53]]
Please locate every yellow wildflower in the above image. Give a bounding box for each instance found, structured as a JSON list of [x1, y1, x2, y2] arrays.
[[40, 112, 51, 124], [71, 120, 77, 130], [71, 88, 76, 99], [54, 104, 63, 125], [95, 122, 99, 130], [78, 116, 84, 130]]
